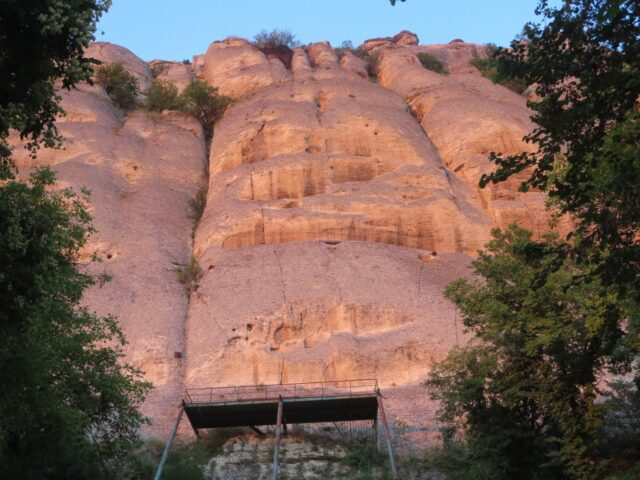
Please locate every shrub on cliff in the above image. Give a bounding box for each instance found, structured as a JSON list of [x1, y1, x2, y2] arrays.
[[95, 62, 139, 111], [470, 44, 526, 94], [145, 79, 181, 112], [253, 28, 300, 48], [179, 81, 233, 138], [417, 52, 448, 75]]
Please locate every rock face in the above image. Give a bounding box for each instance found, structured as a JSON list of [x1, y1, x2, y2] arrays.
[[149, 60, 195, 91], [206, 434, 442, 480], [208, 436, 350, 480], [86, 42, 154, 89], [12, 33, 564, 441]]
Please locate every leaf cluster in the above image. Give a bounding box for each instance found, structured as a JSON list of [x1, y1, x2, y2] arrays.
[[178, 81, 233, 138], [176, 255, 203, 293], [145, 79, 181, 112], [95, 62, 139, 111], [143, 79, 232, 140], [470, 44, 527, 94]]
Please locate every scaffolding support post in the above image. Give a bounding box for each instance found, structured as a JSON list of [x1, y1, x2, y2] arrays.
[[271, 397, 284, 480], [377, 392, 398, 480], [154, 406, 185, 480]]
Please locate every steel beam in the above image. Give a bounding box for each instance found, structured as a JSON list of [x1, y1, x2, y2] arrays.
[[377, 393, 398, 480], [154, 407, 184, 480], [271, 397, 284, 480]]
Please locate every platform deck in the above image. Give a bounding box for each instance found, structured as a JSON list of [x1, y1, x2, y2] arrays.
[[182, 379, 379, 429]]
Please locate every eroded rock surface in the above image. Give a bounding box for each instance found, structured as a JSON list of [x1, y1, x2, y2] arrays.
[[184, 35, 561, 442], [207, 434, 443, 480], [11, 33, 564, 442]]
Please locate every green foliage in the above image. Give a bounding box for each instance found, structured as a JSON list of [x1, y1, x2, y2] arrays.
[[425, 442, 501, 480], [129, 439, 209, 480], [343, 443, 391, 479], [470, 44, 526, 94], [176, 255, 203, 292], [144, 79, 232, 135], [0, 168, 150, 479], [145, 79, 181, 112], [481, 1, 640, 296], [189, 185, 208, 232], [95, 62, 139, 111], [426, 225, 635, 480], [0, 0, 111, 179], [253, 28, 300, 48], [600, 380, 640, 477], [417, 52, 448, 75], [179, 81, 233, 139]]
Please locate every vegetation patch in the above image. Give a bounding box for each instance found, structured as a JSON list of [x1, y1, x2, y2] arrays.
[[417, 52, 448, 75], [343, 443, 393, 480], [189, 184, 208, 232], [142, 80, 232, 141], [470, 44, 527, 94], [95, 62, 139, 111], [176, 255, 202, 292], [129, 439, 210, 480], [253, 28, 300, 48], [179, 81, 233, 140], [145, 79, 181, 112]]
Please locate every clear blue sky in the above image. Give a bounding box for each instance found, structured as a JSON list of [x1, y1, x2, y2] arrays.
[[95, 0, 545, 61]]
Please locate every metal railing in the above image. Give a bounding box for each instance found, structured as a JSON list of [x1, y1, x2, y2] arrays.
[[184, 379, 378, 405]]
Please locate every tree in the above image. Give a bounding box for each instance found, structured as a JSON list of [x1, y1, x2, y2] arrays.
[[426, 225, 635, 480], [145, 79, 181, 112], [179, 81, 232, 140], [479, 1, 640, 295], [95, 62, 139, 111], [0, 168, 150, 479], [0, 0, 111, 179]]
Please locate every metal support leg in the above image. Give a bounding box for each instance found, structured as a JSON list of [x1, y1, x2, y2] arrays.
[[377, 393, 398, 480], [374, 418, 379, 451], [271, 397, 284, 480], [154, 407, 184, 480]]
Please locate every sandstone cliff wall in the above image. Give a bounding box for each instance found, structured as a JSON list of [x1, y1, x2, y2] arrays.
[[12, 34, 563, 441]]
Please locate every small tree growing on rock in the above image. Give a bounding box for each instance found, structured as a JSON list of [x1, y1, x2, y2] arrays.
[[179, 81, 232, 139], [95, 62, 139, 111]]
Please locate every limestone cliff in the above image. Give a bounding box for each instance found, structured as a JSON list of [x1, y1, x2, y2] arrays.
[[12, 34, 564, 441]]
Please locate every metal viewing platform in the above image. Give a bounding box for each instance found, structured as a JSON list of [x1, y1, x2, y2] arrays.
[[154, 379, 397, 480], [183, 379, 379, 429]]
